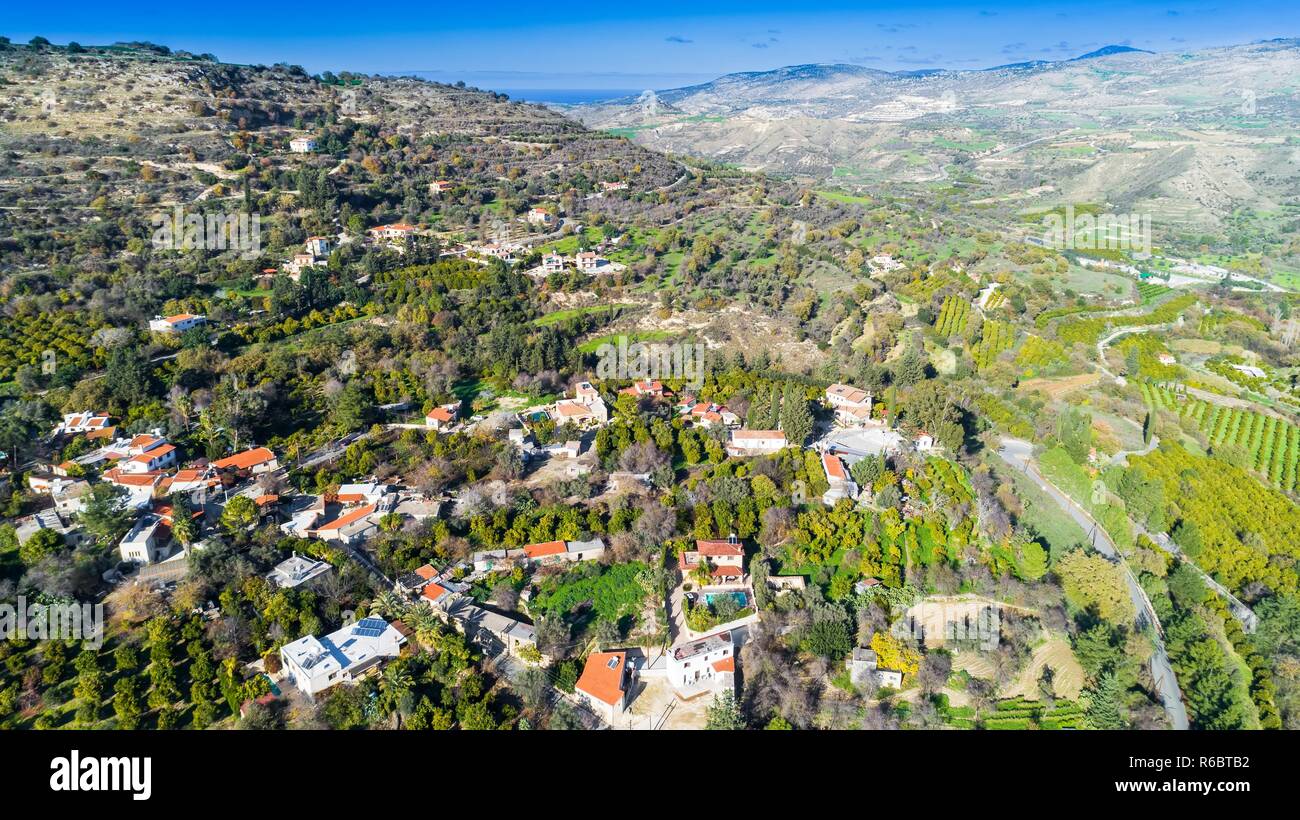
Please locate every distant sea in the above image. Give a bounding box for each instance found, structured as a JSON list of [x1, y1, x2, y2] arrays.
[[495, 88, 641, 105]]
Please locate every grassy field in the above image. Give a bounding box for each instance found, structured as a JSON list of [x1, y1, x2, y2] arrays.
[[532, 303, 635, 326]]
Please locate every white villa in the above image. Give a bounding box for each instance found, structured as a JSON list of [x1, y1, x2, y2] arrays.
[[280, 617, 408, 698], [119, 514, 171, 565], [825, 383, 875, 427], [149, 313, 206, 334], [726, 429, 786, 457], [267, 553, 333, 590], [289, 136, 317, 153], [549, 381, 609, 427], [667, 630, 736, 696]]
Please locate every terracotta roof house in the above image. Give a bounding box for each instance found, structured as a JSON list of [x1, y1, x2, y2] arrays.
[[212, 447, 279, 474], [575, 651, 633, 724]]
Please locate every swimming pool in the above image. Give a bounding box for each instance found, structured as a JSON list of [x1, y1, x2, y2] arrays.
[[705, 591, 748, 608]]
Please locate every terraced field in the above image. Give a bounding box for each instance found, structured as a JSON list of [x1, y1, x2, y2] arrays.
[[973, 319, 1016, 369], [1141, 382, 1300, 492]]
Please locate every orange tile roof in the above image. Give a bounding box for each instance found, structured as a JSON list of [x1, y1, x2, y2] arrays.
[[576, 651, 628, 707], [555, 402, 592, 418], [414, 564, 437, 580], [164, 313, 199, 323], [696, 539, 743, 557], [255, 494, 279, 506], [130, 443, 175, 463], [86, 426, 116, 440], [426, 407, 454, 422], [421, 583, 448, 603], [313, 503, 376, 531], [523, 540, 566, 559], [822, 452, 848, 481], [711, 657, 735, 673], [731, 429, 784, 440], [212, 447, 276, 470], [711, 564, 742, 577], [102, 468, 163, 487]]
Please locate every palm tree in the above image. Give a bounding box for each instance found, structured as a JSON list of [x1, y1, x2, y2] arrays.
[[377, 664, 415, 728], [371, 590, 406, 621], [405, 606, 441, 649]]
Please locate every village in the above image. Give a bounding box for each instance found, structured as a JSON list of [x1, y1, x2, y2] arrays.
[[14, 365, 941, 728]]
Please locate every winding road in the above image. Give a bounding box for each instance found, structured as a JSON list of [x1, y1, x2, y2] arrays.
[[997, 437, 1189, 730]]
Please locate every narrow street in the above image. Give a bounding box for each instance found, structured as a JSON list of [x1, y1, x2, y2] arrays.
[[996, 437, 1190, 730]]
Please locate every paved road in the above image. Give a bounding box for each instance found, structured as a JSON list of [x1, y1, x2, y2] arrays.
[[997, 437, 1189, 730]]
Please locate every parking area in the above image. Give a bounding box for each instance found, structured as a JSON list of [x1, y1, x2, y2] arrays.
[[816, 425, 905, 465]]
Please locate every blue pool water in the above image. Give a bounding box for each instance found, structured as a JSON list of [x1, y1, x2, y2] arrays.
[[706, 591, 747, 608]]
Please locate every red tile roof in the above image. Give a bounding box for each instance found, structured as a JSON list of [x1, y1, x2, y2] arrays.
[[822, 452, 848, 481], [414, 564, 437, 580], [711, 657, 735, 673], [523, 540, 566, 559], [696, 539, 743, 557], [313, 503, 376, 531], [576, 651, 628, 707], [212, 447, 276, 470], [426, 407, 454, 423], [421, 583, 448, 603]]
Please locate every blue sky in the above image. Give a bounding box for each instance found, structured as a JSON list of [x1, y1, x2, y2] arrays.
[[5, 1, 1297, 89]]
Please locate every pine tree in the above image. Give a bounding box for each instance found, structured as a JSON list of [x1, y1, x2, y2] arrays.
[[779, 383, 814, 446], [1085, 670, 1128, 729]]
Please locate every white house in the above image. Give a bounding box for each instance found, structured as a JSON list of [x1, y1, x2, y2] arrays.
[[541, 253, 565, 274], [679, 538, 745, 584], [520, 538, 606, 565], [424, 401, 460, 431], [368, 223, 417, 243], [846, 647, 904, 689], [526, 207, 555, 226], [119, 514, 171, 565], [304, 236, 333, 257], [308, 503, 379, 546], [913, 431, 937, 453], [51, 479, 93, 516], [266, 553, 333, 590], [102, 468, 164, 510], [821, 452, 859, 505], [666, 630, 735, 695], [726, 429, 786, 457], [683, 402, 740, 428], [280, 617, 407, 697], [289, 136, 316, 153], [471, 548, 526, 573], [212, 446, 279, 475], [575, 650, 633, 724], [55, 411, 113, 436], [825, 383, 875, 427], [149, 313, 206, 334]]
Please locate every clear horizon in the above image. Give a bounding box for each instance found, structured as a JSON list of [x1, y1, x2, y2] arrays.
[[4, 1, 1298, 90]]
